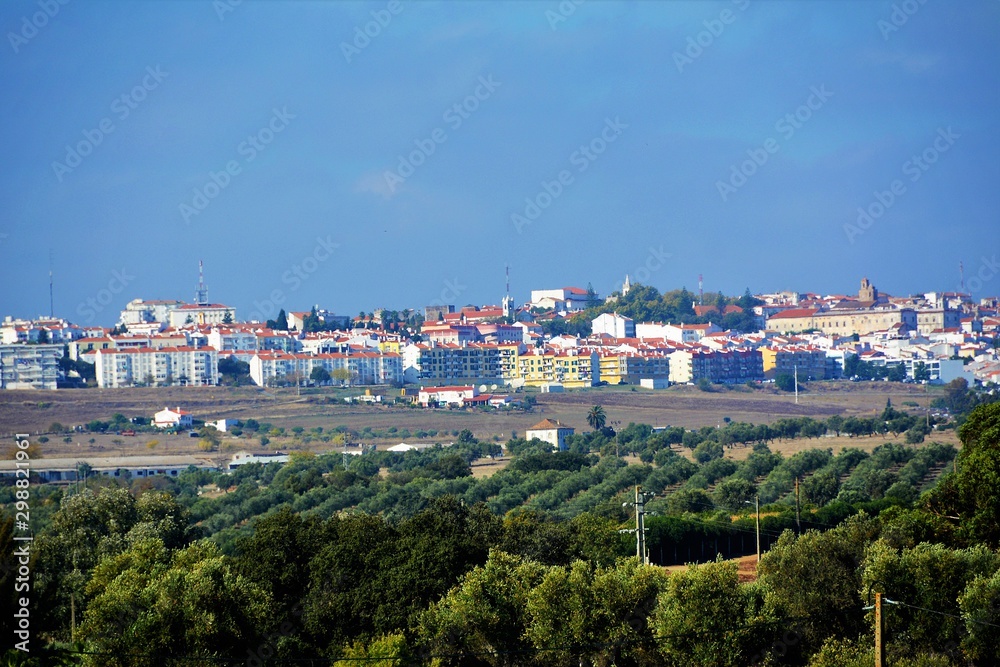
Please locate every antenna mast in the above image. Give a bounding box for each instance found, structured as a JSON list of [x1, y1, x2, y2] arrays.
[[959, 261, 965, 293], [698, 273, 704, 306], [49, 250, 54, 318], [195, 260, 208, 306], [502, 264, 513, 319]]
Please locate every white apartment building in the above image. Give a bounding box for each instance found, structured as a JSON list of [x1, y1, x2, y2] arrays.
[[0, 344, 62, 389], [591, 312, 635, 338], [95, 347, 220, 388], [529, 287, 590, 312], [119, 299, 186, 325], [207, 327, 259, 352], [249, 351, 403, 387], [168, 304, 236, 327], [636, 322, 720, 343]]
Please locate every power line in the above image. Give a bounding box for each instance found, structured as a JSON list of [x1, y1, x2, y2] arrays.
[[885, 599, 1000, 629]]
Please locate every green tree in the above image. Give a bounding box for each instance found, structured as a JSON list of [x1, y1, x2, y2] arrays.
[[651, 558, 775, 667], [713, 477, 757, 512], [310, 366, 332, 385], [417, 550, 546, 667], [526, 559, 667, 667], [802, 470, 840, 506], [586, 405, 607, 431], [218, 356, 251, 385], [959, 567, 1000, 661], [33, 488, 141, 639], [924, 402, 1000, 545], [757, 514, 882, 656], [775, 373, 796, 392], [332, 367, 352, 386], [80, 539, 271, 666], [861, 540, 1000, 658]]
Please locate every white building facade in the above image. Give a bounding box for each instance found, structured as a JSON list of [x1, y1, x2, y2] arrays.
[[96, 347, 220, 388], [0, 344, 62, 389]]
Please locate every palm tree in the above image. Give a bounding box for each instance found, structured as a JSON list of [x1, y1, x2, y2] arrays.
[[587, 405, 607, 431]]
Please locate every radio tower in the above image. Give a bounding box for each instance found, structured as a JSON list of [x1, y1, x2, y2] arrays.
[[195, 260, 209, 305], [502, 265, 513, 319], [959, 261, 965, 293], [698, 273, 704, 306], [48, 250, 54, 318]]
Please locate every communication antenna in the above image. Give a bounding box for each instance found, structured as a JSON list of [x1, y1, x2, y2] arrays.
[[959, 261, 965, 293], [195, 260, 208, 306], [698, 274, 704, 306], [49, 250, 54, 318], [502, 264, 514, 319]]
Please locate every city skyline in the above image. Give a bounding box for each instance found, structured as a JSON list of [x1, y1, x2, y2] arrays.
[[2, 1, 999, 325]]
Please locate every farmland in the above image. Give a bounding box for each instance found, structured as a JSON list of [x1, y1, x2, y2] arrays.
[[1, 380, 950, 463]]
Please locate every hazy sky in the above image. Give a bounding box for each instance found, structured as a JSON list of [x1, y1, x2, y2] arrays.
[[2, 0, 998, 325]]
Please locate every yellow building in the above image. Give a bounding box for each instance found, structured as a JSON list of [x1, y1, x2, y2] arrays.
[[517, 350, 600, 388], [598, 353, 627, 385]]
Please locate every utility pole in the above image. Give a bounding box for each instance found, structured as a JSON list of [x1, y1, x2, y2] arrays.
[[636, 486, 645, 563], [755, 494, 761, 563], [621, 486, 652, 565], [795, 477, 801, 533], [794, 364, 799, 405], [875, 592, 886, 667]]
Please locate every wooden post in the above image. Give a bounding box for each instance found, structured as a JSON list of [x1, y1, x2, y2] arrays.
[[875, 592, 885, 667], [755, 495, 761, 564]]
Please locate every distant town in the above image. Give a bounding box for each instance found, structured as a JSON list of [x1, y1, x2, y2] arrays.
[[2, 266, 999, 397]]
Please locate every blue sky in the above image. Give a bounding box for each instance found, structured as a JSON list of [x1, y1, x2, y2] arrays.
[[1, 0, 998, 326]]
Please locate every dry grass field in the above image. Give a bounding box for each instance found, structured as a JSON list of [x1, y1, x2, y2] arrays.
[[0, 381, 953, 469]]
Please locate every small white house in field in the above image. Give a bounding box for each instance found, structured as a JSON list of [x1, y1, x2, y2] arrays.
[[212, 418, 239, 432], [525, 418, 575, 451], [387, 442, 438, 453], [227, 451, 290, 470], [154, 407, 193, 429], [418, 385, 477, 407]]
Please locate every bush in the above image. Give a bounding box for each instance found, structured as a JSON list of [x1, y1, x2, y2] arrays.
[[775, 374, 796, 392], [693, 440, 724, 463]]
